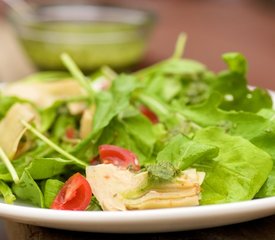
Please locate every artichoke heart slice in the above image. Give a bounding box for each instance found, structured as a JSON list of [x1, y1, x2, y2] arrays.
[[86, 164, 205, 211], [0, 103, 35, 159]]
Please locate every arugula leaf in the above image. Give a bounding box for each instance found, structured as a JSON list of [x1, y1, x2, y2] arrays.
[[121, 114, 157, 160], [193, 127, 273, 204], [51, 113, 76, 140], [135, 58, 206, 79], [0, 180, 16, 204], [12, 170, 44, 207], [21, 120, 87, 168], [71, 74, 140, 160], [207, 53, 272, 112], [222, 52, 247, 75], [156, 134, 219, 170], [94, 114, 157, 165], [93, 74, 139, 133]]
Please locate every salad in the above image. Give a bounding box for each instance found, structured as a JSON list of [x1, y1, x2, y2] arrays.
[[0, 34, 274, 211]]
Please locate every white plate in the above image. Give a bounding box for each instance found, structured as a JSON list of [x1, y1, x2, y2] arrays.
[[1, 197, 275, 233], [0, 90, 274, 233]]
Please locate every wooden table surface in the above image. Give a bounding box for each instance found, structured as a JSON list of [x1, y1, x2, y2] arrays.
[[0, 0, 275, 239]]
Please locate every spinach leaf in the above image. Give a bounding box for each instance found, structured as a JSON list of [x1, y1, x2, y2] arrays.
[[193, 127, 272, 204], [178, 92, 267, 139], [43, 179, 64, 208], [255, 167, 275, 198], [12, 170, 44, 207], [0, 157, 30, 182], [26, 158, 78, 180], [156, 134, 219, 170]]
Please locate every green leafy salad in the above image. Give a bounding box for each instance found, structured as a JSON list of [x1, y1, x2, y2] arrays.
[[0, 34, 274, 211]]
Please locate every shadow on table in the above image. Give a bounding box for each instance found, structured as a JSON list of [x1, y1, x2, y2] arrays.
[[4, 215, 275, 240]]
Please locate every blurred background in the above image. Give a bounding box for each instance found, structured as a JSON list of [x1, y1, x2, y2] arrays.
[[0, 0, 274, 89]]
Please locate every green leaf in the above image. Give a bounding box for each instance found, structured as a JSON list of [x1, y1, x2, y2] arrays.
[[43, 179, 64, 208], [206, 53, 272, 112], [255, 167, 275, 198], [0, 157, 30, 182], [39, 106, 58, 133], [0, 180, 16, 204], [21, 120, 87, 168], [52, 113, 76, 140], [121, 114, 157, 161], [26, 158, 77, 180], [95, 115, 157, 166], [135, 58, 206, 79], [21, 71, 70, 83], [12, 170, 44, 207], [222, 52, 247, 75], [92, 74, 139, 133], [180, 92, 271, 139], [0, 95, 24, 120], [156, 134, 219, 170], [193, 127, 273, 204], [87, 196, 102, 211], [71, 75, 140, 159]]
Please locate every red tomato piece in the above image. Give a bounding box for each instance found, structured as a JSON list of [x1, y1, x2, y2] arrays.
[[51, 173, 92, 211], [90, 155, 101, 165], [65, 127, 76, 139], [99, 144, 140, 171], [139, 105, 159, 124]]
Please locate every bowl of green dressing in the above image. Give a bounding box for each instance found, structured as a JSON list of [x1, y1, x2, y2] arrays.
[[9, 4, 155, 71]]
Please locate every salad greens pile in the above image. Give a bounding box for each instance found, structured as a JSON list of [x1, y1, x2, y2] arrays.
[[0, 34, 274, 209]]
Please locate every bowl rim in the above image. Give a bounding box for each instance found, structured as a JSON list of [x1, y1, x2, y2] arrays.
[[8, 4, 156, 44]]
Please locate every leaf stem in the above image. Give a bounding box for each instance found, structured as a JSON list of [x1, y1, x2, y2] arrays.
[[172, 33, 187, 59], [139, 94, 170, 117], [0, 147, 19, 184], [101, 66, 117, 81], [21, 120, 88, 168], [61, 53, 94, 101]]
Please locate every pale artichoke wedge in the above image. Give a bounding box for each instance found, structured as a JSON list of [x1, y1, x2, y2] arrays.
[[86, 164, 205, 211], [0, 103, 35, 159], [3, 79, 86, 108]]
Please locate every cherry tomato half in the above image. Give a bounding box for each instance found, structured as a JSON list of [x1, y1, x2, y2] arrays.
[[99, 144, 140, 171], [51, 173, 92, 211], [65, 127, 77, 139], [139, 105, 159, 124]]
